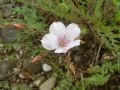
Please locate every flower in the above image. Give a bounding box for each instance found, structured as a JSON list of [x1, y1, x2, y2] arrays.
[[41, 22, 81, 53]]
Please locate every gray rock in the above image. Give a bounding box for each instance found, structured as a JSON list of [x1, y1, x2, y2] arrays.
[[33, 76, 45, 87], [18, 73, 26, 79], [0, 61, 15, 80], [13, 68, 21, 75], [13, 44, 21, 51], [39, 77, 56, 90], [0, 28, 20, 43]]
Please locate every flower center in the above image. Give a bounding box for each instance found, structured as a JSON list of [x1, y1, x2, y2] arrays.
[[58, 36, 69, 47]]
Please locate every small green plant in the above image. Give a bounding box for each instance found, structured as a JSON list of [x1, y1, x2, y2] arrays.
[[113, 0, 120, 22], [85, 74, 110, 87], [11, 4, 46, 31], [55, 73, 76, 90], [84, 61, 120, 89]]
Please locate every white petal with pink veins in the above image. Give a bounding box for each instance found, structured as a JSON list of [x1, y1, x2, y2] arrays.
[[55, 47, 67, 53], [65, 40, 80, 50], [41, 33, 59, 50], [49, 22, 66, 37], [66, 23, 81, 41]]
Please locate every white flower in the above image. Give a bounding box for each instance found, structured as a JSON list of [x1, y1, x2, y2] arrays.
[[41, 22, 81, 53]]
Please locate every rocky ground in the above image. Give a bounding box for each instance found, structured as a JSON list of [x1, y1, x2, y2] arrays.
[[0, 0, 120, 90]]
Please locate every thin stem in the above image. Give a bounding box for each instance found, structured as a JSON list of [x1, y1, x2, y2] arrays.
[[96, 42, 102, 62], [80, 73, 85, 90]]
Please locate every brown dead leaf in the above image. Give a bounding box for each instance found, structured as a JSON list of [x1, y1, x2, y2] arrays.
[[12, 23, 24, 30], [69, 62, 76, 75], [102, 53, 116, 61], [32, 54, 43, 63]]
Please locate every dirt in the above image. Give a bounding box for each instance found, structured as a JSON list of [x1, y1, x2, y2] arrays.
[[0, 1, 120, 90], [72, 31, 100, 67]]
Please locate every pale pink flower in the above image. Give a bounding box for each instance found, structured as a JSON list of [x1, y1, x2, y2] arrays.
[[41, 22, 81, 53]]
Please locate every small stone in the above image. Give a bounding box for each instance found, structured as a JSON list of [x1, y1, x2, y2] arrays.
[[0, 28, 20, 43], [103, 53, 116, 60], [39, 77, 56, 90], [35, 80, 41, 87], [0, 44, 4, 48], [19, 50, 23, 57], [18, 71, 32, 80], [13, 68, 20, 75], [42, 64, 52, 72], [15, 54, 20, 60], [0, 61, 15, 80], [13, 44, 21, 51], [33, 76, 45, 87], [19, 73, 25, 79]]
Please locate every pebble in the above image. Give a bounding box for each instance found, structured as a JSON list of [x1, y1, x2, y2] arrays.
[[13, 44, 21, 51], [0, 44, 4, 48], [103, 53, 116, 60], [39, 77, 56, 90], [0, 28, 20, 43], [0, 61, 15, 80], [18, 73, 26, 79], [33, 76, 45, 87], [13, 68, 21, 75], [42, 64, 52, 72]]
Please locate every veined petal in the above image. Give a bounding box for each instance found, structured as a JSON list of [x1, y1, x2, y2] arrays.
[[55, 47, 67, 53], [41, 33, 59, 50], [49, 22, 66, 37], [66, 23, 81, 41], [65, 40, 80, 50]]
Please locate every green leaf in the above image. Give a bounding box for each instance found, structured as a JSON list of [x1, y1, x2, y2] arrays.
[[86, 74, 110, 86]]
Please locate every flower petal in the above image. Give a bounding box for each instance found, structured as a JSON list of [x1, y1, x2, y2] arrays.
[[66, 23, 81, 41], [49, 22, 66, 37], [41, 33, 59, 50], [65, 40, 80, 50], [55, 47, 67, 53]]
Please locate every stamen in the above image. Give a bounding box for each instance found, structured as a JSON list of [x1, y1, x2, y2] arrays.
[[58, 36, 69, 47]]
